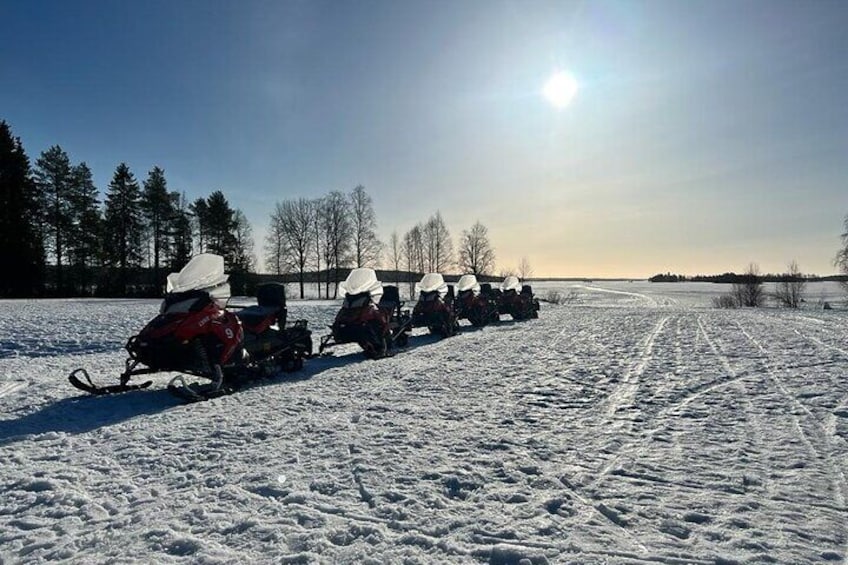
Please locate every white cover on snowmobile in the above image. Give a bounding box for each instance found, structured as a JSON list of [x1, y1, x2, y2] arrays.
[[165, 253, 231, 306], [456, 274, 480, 294], [340, 268, 383, 300], [418, 273, 448, 296], [501, 275, 521, 292]]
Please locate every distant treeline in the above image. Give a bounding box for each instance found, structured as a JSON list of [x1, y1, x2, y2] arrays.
[[649, 272, 848, 284], [1, 118, 529, 299]]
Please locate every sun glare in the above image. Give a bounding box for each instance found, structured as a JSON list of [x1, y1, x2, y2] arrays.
[[542, 71, 578, 110]]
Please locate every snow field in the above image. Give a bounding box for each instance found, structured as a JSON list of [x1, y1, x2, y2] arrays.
[[1, 284, 848, 563]]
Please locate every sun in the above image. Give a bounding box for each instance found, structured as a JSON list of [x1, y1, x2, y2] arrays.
[[542, 71, 578, 110]]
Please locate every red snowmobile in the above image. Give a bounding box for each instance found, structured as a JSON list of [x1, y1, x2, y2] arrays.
[[411, 273, 458, 337], [68, 254, 312, 402], [499, 276, 540, 320], [479, 282, 505, 323], [318, 268, 412, 359], [454, 274, 497, 327]]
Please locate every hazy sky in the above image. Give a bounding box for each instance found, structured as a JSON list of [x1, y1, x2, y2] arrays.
[[2, 0, 847, 277]]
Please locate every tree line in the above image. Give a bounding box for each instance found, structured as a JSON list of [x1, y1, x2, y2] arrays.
[[3, 119, 527, 299], [0, 120, 253, 297], [265, 185, 506, 299]]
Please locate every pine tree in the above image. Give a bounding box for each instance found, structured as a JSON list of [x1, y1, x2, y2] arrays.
[[190, 197, 210, 253], [204, 190, 237, 261], [68, 162, 102, 294], [34, 145, 74, 294], [141, 166, 174, 287], [0, 121, 45, 296], [168, 191, 193, 272], [103, 163, 143, 294], [231, 209, 255, 274]]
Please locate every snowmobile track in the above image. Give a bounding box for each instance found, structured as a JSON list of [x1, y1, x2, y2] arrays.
[[0, 380, 27, 399]]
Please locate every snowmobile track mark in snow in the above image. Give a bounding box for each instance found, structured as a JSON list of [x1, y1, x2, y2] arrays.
[[0, 380, 28, 399], [602, 315, 669, 424], [734, 319, 848, 511]]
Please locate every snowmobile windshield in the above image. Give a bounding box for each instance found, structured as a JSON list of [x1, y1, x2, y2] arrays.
[[418, 273, 447, 295], [161, 289, 213, 314], [456, 274, 480, 294], [165, 253, 231, 308], [167, 254, 229, 294], [341, 268, 383, 299], [502, 276, 521, 292], [418, 290, 440, 302], [343, 292, 372, 309]]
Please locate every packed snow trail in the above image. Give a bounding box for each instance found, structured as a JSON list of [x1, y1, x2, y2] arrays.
[[1, 285, 847, 563]]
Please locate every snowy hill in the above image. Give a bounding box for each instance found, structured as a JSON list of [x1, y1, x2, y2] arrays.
[[1, 283, 847, 563]]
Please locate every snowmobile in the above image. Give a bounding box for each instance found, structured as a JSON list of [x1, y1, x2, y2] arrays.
[[411, 273, 458, 337], [454, 274, 497, 327], [68, 254, 313, 402], [479, 282, 505, 323], [318, 268, 412, 359], [499, 276, 541, 320]]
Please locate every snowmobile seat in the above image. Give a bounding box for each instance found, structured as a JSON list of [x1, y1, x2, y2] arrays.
[[237, 284, 288, 331], [257, 283, 286, 309], [521, 285, 534, 297], [378, 285, 402, 313], [236, 305, 279, 332], [445, 285, 455, 304], [480, 283, 493, 296]]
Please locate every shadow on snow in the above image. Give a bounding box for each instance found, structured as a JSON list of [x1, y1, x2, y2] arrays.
[[0, 329, 459, 445]]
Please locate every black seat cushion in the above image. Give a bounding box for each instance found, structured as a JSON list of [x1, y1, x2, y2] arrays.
[[257, 283, 286, 308], [236, 305, 279, 328], [379, 285, 400, 310]]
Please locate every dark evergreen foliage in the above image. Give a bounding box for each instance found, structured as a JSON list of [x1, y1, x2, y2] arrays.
[[34, 145, 74, 293], [141, 166, 174, 288], [168, 191, 193, 272], [0, 121, 45, 296], [103, 163, 144, 294], [67, 162, 102, 294]]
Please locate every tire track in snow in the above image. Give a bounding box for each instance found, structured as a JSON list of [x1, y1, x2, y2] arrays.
[[0, 380, 27, 399], [601, 315, 669, 423], [791, 328, 848, 359], [554, 314, 669, 555], [734, 319, 848, 554], [586, 314, 744, 484], [573, 284, 658, 307]]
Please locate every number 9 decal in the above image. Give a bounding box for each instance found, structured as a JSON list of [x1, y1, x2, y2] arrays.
[[225, 328, 234, 339]]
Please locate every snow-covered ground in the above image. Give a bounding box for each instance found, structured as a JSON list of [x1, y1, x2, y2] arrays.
[[1, 282, 848, 564]]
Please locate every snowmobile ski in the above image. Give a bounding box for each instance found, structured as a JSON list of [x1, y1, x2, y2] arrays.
[[68, 368, 153, 396]]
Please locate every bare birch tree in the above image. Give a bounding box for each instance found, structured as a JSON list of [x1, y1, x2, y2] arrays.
[[422, 211, 453, 273], [458, 221, 495, 276], [403, 225, 424, 296], [732, 262, 764, 307], [518, 256, 533, 281], [388, 230, 403, 285], [349, 185, 382, 268], [274, 198, 315, 298], [265, 204, 286, 275], [775, 260, 805, 308], [318, 191, 351, 298], [837, 214, 848, 295]]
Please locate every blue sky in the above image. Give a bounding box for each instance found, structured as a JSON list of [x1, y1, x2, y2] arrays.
[[2, 0, 847, 277]]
